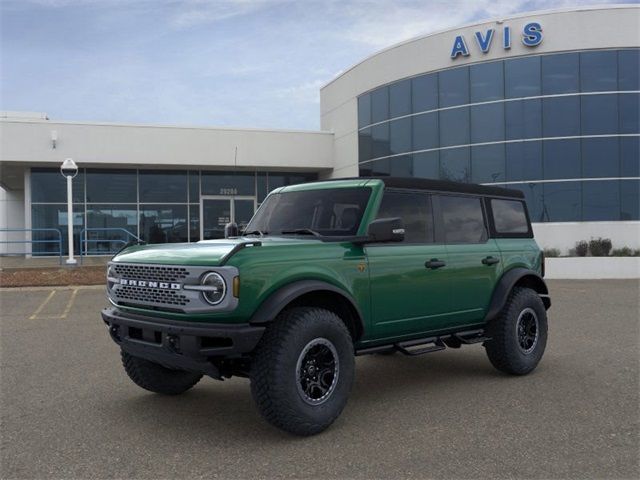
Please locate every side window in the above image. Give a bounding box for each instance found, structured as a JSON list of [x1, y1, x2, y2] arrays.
[[439, 195, 487, 243], [376, 190, 434, 243], [491, 199, 530, 234]]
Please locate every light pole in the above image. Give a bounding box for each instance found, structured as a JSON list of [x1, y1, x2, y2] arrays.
[[60, 158, 78, 265]]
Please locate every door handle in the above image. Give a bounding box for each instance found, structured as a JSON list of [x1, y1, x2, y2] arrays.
[[425, 259, 446, 269], [482, 256, 500, 266]]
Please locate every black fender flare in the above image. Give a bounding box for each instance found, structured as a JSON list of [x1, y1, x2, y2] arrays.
[[484, 268, 551, 322], [249, 280, 365, 339]]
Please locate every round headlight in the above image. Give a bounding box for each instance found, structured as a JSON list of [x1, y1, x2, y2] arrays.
[[201, 272, 226, 305]]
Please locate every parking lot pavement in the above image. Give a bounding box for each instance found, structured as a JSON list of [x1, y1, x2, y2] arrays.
[[1, 280, 638, 480]]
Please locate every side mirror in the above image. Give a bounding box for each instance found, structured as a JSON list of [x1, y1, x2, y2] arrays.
[[224, 222, 239, 238], [366, 217, 405, 243]]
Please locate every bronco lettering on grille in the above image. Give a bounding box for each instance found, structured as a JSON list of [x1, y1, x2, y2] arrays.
[[119, 279, 181, 290]]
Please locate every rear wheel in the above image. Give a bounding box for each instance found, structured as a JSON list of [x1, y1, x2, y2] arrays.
[[250, 307, 355, 436], [121, 351, 202, 395], [484, 287, 548, 375]]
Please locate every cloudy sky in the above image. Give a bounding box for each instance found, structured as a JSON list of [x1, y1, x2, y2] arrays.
[[0, 0, 632, 130]]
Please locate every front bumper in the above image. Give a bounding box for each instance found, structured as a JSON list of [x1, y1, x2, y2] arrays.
[[102, 307, 265, 378]]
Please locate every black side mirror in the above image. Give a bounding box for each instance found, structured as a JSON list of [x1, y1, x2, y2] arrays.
[[366, 217, 405, 243], [224, 222, 239, 238]]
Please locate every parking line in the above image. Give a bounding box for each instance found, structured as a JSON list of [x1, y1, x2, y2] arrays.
[[59, 288, 79, 319], [29, 290, 56, 320]]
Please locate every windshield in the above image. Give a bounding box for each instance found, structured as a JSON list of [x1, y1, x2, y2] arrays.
[[245, 187, 371, 237]]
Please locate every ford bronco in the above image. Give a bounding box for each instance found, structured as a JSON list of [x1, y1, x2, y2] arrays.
[[102, 177, 551, 435]]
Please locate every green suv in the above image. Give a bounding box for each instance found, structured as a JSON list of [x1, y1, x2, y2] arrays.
[[103, 178, 551, 435]]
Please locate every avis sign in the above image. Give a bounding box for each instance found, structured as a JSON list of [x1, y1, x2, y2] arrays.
[[450, 22, 543, 59]]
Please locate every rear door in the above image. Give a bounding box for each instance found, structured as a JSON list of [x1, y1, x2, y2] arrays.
[[366, 189, 454, 339], [435, 194, 502, 327]]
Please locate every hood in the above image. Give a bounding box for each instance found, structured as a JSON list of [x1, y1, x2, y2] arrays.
[[112, 236, 321, 266]]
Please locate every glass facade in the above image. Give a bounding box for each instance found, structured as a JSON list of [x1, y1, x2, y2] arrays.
[[30, 168, 316, 255], [357, 48, 640, 223]]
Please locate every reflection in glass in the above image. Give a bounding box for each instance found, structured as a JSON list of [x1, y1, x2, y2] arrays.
[[389, 155, 413, 176], [470, 61, 504, 102], [620, 180, 640, 220], [506, 142, 543, 182], [359, 128, 373, 162], [412, 74, 438, 113], [582, 138, 619, 178], [509, 183, 543, 222], [413, 151, 439, 179], [543, 182, 581, 222], [86, 169, 136, 203], [139, 205, 188, 243], [440, 147, 470, 182], [189, 171, 200, 203], [201, 172, 255, 196], [618, 49, 640, 91], [543, 96, 580, 137], [412, 112, 438, 151], [358, 94, 371, 128], [31, 204, 84, 255], [439, 67, 469, 107], [505, 56, 541, 98], [86, 204, 137, 254], [580, 50, 617, 92], [621, 137, 640, 177], [189, 205, 200, 242], [505, 99, 542, 140], [31, 168, 85, 203], [439, 107, 470, 147], [470, 103, 504, 143], [371, 123, 390, 159], [544, 139, 581, 180], [389, 79, 411, 118], [581, 94, 618, 135], [471, 144, 505, 183], [542, 53, 579, 95], [582, 181, 620, 221], [619, 92, 639, 134], [376, 191, 433, 243], [371, 87, 389, 123], [390, 117, 411, 155], [139, 170, 187, 203]]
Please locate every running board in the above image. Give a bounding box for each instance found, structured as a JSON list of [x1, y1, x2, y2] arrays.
[[355, 328, 490, 356]]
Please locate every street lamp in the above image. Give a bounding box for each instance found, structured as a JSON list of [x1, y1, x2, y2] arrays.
[[60, 158, 78, 265]]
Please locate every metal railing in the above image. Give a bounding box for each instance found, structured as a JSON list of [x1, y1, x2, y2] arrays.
[[0, 228, 64, 264], [79, 228, 143, 262]]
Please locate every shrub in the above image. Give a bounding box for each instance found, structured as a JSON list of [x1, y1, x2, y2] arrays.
[[575, 241, 589, 257], [634, 249, 640, 257], [544, 248, 561, 257], [589, 237, 612, 257], [611, 247, 632, 257]]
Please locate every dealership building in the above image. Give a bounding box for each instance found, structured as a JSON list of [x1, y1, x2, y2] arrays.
[[1, 5, 638, 257]]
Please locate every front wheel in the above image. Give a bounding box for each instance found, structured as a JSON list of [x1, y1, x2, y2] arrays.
[[484, 287, 548, 375], [250, 307, 355, 436]]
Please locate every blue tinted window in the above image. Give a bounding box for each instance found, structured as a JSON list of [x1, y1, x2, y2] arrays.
[[543, 182, 581, 221], [583, 181, 620, 221], [618, 50, 640, 91], [471, 103, 504, 143], [389, 155, 413, 176], [619, 92, 639, 134], [139, 205, 189, 243], [439, 67, 469, 107], [390, 79, 411, 118], [439, 107, 470, 147], [506, 99, 542, 140], [470, 61, 504, 102], [371, 87, 389, 123], [509, 183, 543, 222], [188, 171, 199, 203], [621, 137, 640, 177], [620, 179, 640, 220], [370, 158, 390, 176], [412, 74, 438, 113], [505, 56, 541, 98], [580, 51, 617, 92], [86, 169, 136, 203], [389, 117, 412, 155], [139, 170, 187, 203], [359, 128, 373, 162], [471, 144, 505, 183], [412, 112, 439, 151], [543, 96, 580, 137], [581, 94, 618, 135], [506, 142, 543, 182], [413, 151, 439, 179], [358, 94, 371, 128], [31, 168, 85, 203], [371, 123, 390, 158], [582, 138, 619, 178], [31, 204, 84, 255], [440, 147, 470, 182], [541, 53, 579, 94], [544, 139, 581, 180]]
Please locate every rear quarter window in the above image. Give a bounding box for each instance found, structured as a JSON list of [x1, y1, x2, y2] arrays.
[[491, 199, 531, 235]]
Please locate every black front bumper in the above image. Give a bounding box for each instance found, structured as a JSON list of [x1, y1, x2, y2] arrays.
[[101, 307, 265, 378]]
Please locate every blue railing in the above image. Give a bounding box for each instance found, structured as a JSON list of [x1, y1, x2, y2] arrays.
[[0, 228, 64, 264], [80, 228, 143, 262]]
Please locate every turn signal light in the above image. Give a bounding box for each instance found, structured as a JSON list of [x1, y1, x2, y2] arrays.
[[233, 276, 240, 297]]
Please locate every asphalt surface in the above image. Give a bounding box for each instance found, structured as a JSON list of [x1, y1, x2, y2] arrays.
[[1, 280, 638, 479]]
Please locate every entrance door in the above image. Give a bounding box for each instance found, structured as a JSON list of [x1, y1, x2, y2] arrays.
[[200, 196, 256, 240]]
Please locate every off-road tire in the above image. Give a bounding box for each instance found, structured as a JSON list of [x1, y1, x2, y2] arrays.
[[250, 307, 355, 436], [484, 287, 548, 375], [121, 351, 202, 395]]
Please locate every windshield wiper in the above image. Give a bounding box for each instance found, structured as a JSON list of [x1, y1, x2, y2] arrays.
[[243, 229, 267, 237], [280, 228, 323, 238]]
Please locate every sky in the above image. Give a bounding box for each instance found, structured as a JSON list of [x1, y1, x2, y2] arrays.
[[0, 0, 633, 130]]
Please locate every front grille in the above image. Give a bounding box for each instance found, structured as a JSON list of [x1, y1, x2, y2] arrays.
[[115, 285, 190, 306], [113, 264, 190, 282]]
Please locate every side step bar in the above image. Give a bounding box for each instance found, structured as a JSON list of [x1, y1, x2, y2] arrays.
[[355, 328, 490, 357]]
